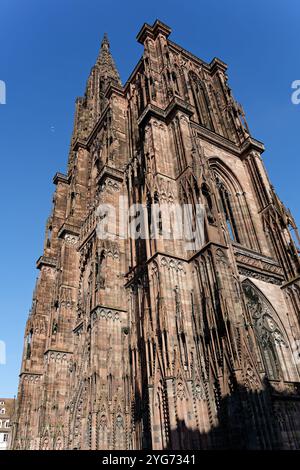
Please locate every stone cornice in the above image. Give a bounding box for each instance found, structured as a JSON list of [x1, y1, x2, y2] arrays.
[[137, 103, 165, 127], [96, 165, 124, 185], [57, 222, 80, 239], [192, 122, 265, 157], [44, 349, 72, 355], [91, 304, 127, 313], [165, 97, 194, 120], [147, 250, 189, 265], [73, 321, 84, 334], [90, 305, 127, 323], [137, 19, 172, 44], [191, 122, 242, 155], [188, 241, 229, 261], [19, 372, 43, 377], [233, 244, 284, 284], [209, 57, 228, 75], [125, 243, 228, 286], [53, 172, 69, 185], [281, 275, 300, 289], [232, 243, 279, 264], [72, 138, 88, 151], [138, 97, 193, 128], [104, 83, 124, 100], [36, 255, 57, 270], [240, 136, 265, 156]]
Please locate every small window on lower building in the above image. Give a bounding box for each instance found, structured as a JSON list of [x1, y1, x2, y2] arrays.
[[3, 433, 8, 442]]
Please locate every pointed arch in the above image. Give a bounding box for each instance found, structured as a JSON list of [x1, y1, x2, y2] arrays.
[[201, 182, 215, 225], [70, 380, 88, 449], [242, 279, 299, 382], [189, 71, 214, 130], [114, 407, 126, 450], [40, 428, 51, 450], [209, 158, 260, 251], [98, 411, 109, 449], [54, 429, 64, 450]]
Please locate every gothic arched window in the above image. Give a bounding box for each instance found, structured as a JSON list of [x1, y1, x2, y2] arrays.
[[189, 72, 214, 130], [172, 71, 180, 95], [210, 159, 261, 251], [243, 280, 298, 382], [216, 176, 240, 243], [46, 224, 52, 248], [108, 373, 113, 402], [26, 328, 33, 360], [201, 183, 215, 225], [153, 191, 163, 235], [96, 250, 105, 290]]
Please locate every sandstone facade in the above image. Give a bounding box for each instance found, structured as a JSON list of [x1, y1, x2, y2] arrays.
[[12, 20, 300, 450]]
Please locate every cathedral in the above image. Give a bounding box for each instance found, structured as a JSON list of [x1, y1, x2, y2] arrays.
[[12, 20, 300, 450]]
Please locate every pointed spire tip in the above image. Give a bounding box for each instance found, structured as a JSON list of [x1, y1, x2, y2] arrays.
[[101, 32, 110, 49], [95, 31, 121, 86]]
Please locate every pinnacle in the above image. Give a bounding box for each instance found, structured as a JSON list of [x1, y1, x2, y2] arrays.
[[96, 32, 121, 86], [101, 32, 110, 50]]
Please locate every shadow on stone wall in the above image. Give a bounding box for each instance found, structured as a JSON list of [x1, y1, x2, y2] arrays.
[[164, 378, 300, 450]]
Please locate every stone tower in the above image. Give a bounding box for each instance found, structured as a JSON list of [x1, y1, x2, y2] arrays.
[[12, 20, 300, 450]]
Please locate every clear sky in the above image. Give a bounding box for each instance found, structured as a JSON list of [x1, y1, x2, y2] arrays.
[[0, 0, 299, 397]]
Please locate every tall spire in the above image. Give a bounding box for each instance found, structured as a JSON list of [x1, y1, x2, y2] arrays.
[[96, 33, 121, 86]]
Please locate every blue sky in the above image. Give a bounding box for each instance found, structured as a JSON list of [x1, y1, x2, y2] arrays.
[[0, 0, 299, 397]]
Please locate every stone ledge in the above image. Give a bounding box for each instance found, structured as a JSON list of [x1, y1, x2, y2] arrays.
[[137, 97, 193, 128], [96, 165, 124, 185], [90, 305, 127, 324], [136, 19, 172, 44], [57, 223, 80, 239], [36, 255, 57, 270], [53, 172, 69, 185], [44, 349, 72, 355]]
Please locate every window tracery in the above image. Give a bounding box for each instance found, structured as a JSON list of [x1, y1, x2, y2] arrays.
[[243, 281, 297, 381]]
